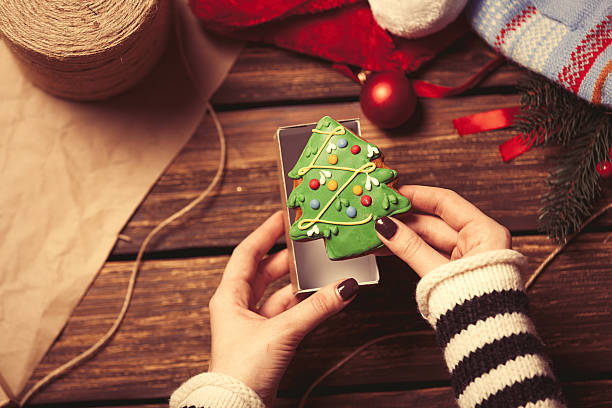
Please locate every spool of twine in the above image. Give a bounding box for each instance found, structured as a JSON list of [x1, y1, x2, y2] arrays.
[[0, 0, 171, 101]]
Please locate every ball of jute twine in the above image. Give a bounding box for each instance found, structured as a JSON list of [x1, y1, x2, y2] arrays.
[[0, 0, 171, 101]]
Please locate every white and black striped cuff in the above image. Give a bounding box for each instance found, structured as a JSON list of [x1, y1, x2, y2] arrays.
[[416, 249, 565, 408]]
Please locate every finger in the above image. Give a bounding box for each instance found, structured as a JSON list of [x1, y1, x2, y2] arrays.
[[253, 249, 290, 302], [276, 278, 358, 339], [403, 213, 458, 254], [220, 211, 285, 291], [375, 216, 448, 277], [258, 284, 299, 318], [398, 186, 489, 231], [372, 247, 393, 256]]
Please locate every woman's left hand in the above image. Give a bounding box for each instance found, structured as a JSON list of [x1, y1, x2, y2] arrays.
[[208, 211, 359, 406]]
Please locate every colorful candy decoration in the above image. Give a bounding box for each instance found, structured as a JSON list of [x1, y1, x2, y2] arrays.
[[286, 116, 412, 260], [328, 154, 338, 164], [309, 179, 320, 190]]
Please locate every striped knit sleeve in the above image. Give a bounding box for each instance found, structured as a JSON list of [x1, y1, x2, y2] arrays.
[[416, 249, 566, 408]]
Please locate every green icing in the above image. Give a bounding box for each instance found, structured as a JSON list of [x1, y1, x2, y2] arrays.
[[287, 116, 411, 260], [382, 195, 390, 210]]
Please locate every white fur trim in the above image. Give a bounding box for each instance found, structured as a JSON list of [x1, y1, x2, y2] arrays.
[[368, 0, 468, 39]]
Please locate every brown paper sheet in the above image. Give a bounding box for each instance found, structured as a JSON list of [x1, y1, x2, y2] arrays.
[[0, 2, 242, 401], [0, 387, 7, 408]]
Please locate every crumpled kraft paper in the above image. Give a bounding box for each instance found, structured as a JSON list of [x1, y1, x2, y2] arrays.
[[0, 2, 242, 400], [0, 388, 7, 407]]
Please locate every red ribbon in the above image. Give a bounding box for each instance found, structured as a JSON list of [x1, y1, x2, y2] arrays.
[[333, 55, 540, 162], [412, 55, 506, 98], [452, 106, 545, 162], [452, 106, 521, 136], [498, 134, 540, 162], [333, 55, 506, 98]]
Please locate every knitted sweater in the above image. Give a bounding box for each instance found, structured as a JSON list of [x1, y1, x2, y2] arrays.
[[170, 249, 565, 408], [467, 0, 612, 106]]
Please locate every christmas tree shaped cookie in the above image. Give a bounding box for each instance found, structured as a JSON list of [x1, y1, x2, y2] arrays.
[[287, 116, 411, 260]]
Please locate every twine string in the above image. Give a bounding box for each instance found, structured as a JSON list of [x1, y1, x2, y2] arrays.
[[17, 2, 226, 405], [18, 104, 225, 407], [297, 200, 612, 407], [525, 201, 612, 289], [0, 0, 171, 100]]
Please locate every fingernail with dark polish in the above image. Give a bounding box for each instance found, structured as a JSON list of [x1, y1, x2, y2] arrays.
[[337, 278, 359, 301], [375, 216, 397, 240]]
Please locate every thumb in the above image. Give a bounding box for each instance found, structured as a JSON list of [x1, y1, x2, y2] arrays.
[[279, 278, 358, 338], [375, 216, 447, 277]]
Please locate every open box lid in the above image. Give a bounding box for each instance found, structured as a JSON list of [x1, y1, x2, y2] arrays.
[[275, 118, 380, 294]]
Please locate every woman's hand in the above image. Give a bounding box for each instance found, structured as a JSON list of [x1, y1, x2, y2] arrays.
[[208, 211, 358, 406], [375, 186, 511, 277]]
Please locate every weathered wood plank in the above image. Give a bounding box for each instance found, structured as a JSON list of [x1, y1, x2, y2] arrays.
[[27, 233, 612, 404], [73, 379, 612, 407], [113, 96, 612, 254], [66, 380, 612, 408], [211, 33, 524, 106], [275, 380, 612, 408]]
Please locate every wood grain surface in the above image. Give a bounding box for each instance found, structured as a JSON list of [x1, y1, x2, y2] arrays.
[[211, 33, 524, 106], [21, 35, 612, 408], [275, 380, 612, 408], [78, 380, 612, 408], [74, 378, 612, 407], [27, 233, 612, 405], [112, 95, 612, 255]]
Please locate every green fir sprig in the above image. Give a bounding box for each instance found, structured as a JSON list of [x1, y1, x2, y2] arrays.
[[514, 75, 612, 242]]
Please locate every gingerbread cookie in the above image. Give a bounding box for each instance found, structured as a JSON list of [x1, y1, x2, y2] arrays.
[[286, 116, 411, 260]]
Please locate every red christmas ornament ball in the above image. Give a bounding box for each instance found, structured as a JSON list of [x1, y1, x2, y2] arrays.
[[309, 179, 320, 190], [596, 160, 612, 178], [360, 71, 416, 129], [360, 195, 372, 207]]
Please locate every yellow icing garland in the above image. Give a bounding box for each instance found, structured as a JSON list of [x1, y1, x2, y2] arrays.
[[297, 125, 347, 176], [296, 125, 377, 231]]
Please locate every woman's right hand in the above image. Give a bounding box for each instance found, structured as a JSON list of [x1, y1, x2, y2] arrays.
[[374, 185, 511, 278]]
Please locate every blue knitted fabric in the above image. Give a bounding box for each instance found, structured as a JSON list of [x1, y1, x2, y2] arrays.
[[466, 0, 612, 107]]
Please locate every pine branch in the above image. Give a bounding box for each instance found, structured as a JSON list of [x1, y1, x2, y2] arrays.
[[513, 74, 612, 242], [539, 122, 611, 241]]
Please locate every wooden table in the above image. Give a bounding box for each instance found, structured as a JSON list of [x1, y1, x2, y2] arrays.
[[26, 34, 612, 407]]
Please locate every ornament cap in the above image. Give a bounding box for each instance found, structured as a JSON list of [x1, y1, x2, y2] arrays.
[[357, 70, 371, 85]]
